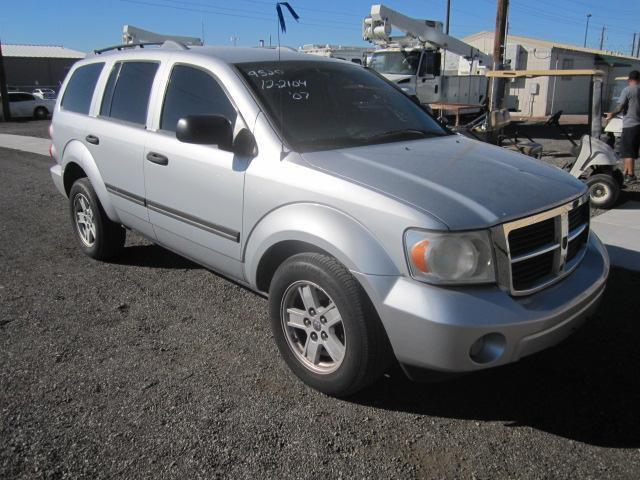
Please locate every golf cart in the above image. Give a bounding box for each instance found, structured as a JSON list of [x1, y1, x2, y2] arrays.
[[486, 69, 623, 209]]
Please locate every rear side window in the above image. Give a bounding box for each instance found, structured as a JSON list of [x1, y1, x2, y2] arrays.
[[100, 62, 159, 125], [61, 63, 104, 114], [160, 65, 237, 132]]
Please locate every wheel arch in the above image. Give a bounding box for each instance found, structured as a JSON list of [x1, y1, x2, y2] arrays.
[[61, 139, 120, 222], [244, 203, 399, 293], [255, 240, 329, 293]]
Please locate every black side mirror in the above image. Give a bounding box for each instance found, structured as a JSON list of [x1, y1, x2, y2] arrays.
[[233, 128, 258, 157], [176, 114, 233, 150]]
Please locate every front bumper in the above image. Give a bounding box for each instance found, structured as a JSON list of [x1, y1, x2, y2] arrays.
[[354, 233, 609, 372]]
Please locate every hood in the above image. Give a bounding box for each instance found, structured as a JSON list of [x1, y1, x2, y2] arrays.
[[300, 135, 586, 230]]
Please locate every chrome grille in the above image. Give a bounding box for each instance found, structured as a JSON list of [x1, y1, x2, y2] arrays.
[[491, 194, 590, 296]]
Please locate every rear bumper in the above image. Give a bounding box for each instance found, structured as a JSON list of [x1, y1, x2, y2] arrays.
[[354, 232, 609, 372], [50, 164, 66, 197]]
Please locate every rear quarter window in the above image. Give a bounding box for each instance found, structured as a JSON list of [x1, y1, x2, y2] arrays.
[[61, 63, 104, 114]]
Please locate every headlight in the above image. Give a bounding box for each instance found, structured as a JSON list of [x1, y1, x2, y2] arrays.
[[404, 229, 495, 285]]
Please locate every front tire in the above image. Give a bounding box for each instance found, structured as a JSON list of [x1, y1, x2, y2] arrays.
[[269, 253, 391, 397], [69, 178, 125, 259], [586, 173, 619, 209]]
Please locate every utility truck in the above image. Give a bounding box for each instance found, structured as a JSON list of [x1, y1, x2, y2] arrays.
[[363, 4, 491, 107]]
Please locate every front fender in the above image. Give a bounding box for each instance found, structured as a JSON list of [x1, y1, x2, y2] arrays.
[[243, 203, 399, 287], [62, 140, 120, 223]]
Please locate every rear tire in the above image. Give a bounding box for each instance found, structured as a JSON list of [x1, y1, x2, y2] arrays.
[[269, 253, 391, 397], [33, 106, 48, 120], [586, 173, 619, 209], [69, 178, 125, 259]]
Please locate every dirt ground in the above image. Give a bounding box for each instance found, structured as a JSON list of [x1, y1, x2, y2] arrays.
[[1, 120, 640, 479]]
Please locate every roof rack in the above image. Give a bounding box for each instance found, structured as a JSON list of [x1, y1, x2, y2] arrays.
[[93, 40, 188, 55]]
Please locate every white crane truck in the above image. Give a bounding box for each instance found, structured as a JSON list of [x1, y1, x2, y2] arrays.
[[363, 4, 492, 108]]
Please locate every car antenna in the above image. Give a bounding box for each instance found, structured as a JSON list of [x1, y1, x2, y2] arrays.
[[275, 2, 299, 160]]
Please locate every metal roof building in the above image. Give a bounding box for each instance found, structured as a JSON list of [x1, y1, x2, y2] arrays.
[[463, 32, 640, 116], [1, 44, 86, 93]]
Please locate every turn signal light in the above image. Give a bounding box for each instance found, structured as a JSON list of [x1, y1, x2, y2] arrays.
[[410, 239, 430, 272]]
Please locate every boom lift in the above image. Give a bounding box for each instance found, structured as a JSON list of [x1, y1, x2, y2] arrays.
[[363, 4, 491, 108]]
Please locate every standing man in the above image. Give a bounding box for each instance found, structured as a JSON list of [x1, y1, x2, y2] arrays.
[[607, 70, 640, 184]]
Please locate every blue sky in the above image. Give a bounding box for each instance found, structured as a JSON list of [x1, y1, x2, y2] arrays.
[[1, 0, 639, 55]]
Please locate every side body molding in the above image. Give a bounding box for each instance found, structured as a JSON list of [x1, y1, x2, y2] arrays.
[[243, 203, 400, 288], [62, 140, 120, 223]]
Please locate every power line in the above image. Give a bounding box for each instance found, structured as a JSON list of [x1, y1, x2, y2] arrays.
[[558, 0, 640, 16], [152, 0, 360, 27], [119, 0, 360, 32], [151, 0, 361, 25], [496, 0, 638, 36], [514, 0, 638, 25]]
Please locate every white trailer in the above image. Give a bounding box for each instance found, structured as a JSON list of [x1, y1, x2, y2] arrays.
[[363, 4, 491, 106], [299, 44, 374, 65], [122, 25, 202, 46]]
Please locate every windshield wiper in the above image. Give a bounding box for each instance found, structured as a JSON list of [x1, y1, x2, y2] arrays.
[[358, 129, 438, 143], [296, 130, 441, 152]]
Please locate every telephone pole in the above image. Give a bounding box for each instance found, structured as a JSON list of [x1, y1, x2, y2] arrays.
[[445, 0, 451, 34], [583, 13, 591, 47], [599, 25, 606, 50], [490, 0, 509, 111], [0, 39, 11, 122]]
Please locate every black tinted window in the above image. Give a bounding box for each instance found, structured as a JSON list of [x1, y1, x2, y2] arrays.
[[161, 65, 237, 132], [61, 63, 104, 114], [100, 63, 120, 117], [101, 62, 158, 125], [10, 93, 33, 102]]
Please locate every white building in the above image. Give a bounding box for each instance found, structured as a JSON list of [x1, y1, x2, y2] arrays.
[[463, 32, 640, 116], [2, 44, 85, 92]]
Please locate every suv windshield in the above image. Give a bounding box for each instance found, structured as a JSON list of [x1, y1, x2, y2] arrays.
[[368, 51, 421, 75], [236, 60, 446, 152]]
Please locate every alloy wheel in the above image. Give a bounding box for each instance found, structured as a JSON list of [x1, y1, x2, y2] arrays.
[[280, 281, 346, 374], [73, 193, 96, 247]]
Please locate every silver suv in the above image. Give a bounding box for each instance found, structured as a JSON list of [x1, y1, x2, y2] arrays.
[[50, 43, 609, 396]]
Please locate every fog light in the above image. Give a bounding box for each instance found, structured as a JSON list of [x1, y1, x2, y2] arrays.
[[469, 333, 506, 364]]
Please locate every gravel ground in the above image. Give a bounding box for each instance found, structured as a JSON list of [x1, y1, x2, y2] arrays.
[[1, 143, 640, 479]]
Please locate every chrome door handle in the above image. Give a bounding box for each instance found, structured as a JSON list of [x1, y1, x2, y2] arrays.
[[146, 152, 169, 166]]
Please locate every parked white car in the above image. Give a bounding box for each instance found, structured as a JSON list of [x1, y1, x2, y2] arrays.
[[5, 92, 55, 119]]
